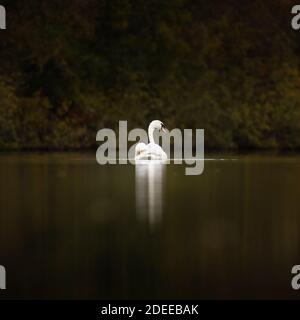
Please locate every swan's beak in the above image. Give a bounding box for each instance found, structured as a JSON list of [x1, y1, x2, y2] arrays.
[[161, 127, 168, 134]]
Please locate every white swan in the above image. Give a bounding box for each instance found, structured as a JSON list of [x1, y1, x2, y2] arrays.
[[135, 120, 168, 160]]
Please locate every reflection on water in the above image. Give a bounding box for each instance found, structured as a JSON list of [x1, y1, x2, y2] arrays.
[[0, 153, 300, 299], [135, 161, 166, 225]]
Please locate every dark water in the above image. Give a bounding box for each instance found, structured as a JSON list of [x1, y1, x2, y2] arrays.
[[0, 152, 300, 299]]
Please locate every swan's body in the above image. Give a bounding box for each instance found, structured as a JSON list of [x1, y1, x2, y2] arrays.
[[135, 120, 168, 161], [135, 143, 167, 160]]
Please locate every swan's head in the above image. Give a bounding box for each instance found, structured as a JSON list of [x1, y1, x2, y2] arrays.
[[149, 120, 168, 133]]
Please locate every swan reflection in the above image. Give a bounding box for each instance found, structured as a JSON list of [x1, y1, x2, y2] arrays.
[[135, 161, 166, 225]]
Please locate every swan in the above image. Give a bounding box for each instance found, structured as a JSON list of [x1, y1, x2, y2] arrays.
[[135, 120, 168, 160]]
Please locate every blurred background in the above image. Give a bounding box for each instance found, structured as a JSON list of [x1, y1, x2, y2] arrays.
[[1, 0, 300, 150]]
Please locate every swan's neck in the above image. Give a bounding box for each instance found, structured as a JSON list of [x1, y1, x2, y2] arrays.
[[148, 125, 156, 144]]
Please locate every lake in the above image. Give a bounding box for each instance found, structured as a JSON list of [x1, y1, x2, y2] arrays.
[[0, 152, 299, 299]]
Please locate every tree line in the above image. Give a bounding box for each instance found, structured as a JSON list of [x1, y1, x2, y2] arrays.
[[0, 0, 300, 150]]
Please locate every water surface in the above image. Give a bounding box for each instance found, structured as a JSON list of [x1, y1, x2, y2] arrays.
[[0, 152, 299, 299]]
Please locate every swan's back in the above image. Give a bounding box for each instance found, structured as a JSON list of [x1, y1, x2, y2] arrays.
[[135, 143, 167, 160]]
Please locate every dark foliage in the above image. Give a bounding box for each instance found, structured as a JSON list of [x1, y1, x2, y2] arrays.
[[0, 0, 300, 149]]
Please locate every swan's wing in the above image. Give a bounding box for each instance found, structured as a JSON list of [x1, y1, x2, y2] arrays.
[[135, 143, 168, 160], [147, 143, 163, 153], [146, 143, 168, 160], [135, 143, 148, 159]]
